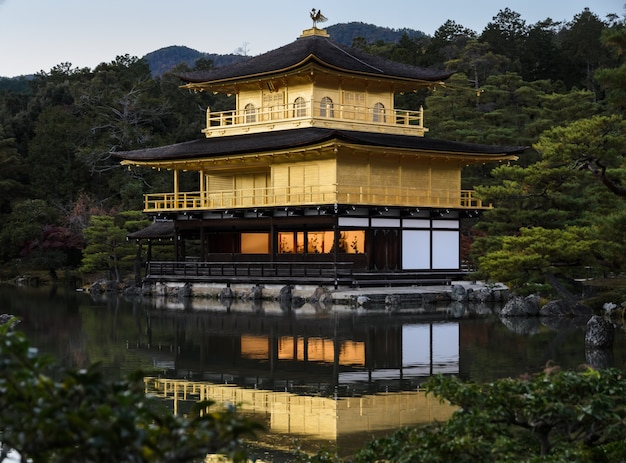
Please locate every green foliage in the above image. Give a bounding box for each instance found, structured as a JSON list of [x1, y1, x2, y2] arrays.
[[473, 113, 626, 292], [596, 25, 626, 112], [80, 211, 150, 282], [349, 368, 626, 462], [0, 320, 262, 462], [0, 199, 60, 261], [477, 226, 601, 288], [0, 124, 28, 213]]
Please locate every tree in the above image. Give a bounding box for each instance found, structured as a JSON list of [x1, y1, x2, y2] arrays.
[[299, 367, 626, 462], [520, 19, 564, 83], [0, 320, 262, 462], [425, 20, 476, 65], [80, 212, 150, 282], [472, 115, 626, 293], [28, 105, 92, 205], [476, 226, 601, 293], [0, 124, 28, 214], [479, 8, 528, 70], [595, 21, 626, 112], [535, 115, 626, 198], [0, 199, 60, 262], [349, 367, 626, 462], [559, 8, 612, 92]]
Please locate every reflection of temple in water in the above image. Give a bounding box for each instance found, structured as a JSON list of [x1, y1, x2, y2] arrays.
[[136, 305, 462, 395], [145, 377, 455, 457], [133, 307, 467, 456]]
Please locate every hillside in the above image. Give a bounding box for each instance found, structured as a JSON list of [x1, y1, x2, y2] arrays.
[[143, 45, 246, 77], [326, 22, 426, 46], [143, 22, 426, 76]]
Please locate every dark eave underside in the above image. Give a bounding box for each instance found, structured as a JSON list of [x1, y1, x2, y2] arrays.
[[177, 34, 452, 84], [113, 128, 527, 162], [127, 220, 174, 240]]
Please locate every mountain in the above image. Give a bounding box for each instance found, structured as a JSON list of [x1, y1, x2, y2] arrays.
[[144, 45, 246, 77], [0, 75, 33, 93], [326, 22, 426, 46], [143, 22, 426, 77]]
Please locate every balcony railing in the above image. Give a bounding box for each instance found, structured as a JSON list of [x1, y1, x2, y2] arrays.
[[203, 100, 426, 137], [143, 185, 489, 212]]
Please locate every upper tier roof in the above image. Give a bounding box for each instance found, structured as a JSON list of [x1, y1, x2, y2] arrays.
[[177, 28, 453, 86]]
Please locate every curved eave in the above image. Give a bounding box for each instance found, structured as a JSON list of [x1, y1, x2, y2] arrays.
[[115, 129, 527, 162], [120, 150, 518, 172], [181, 56, 449, 94]]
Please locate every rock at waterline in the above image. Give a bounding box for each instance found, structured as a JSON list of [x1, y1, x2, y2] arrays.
[[499, 295, 540, 317], [585, 315, 615, 349], [0, 313, 18, 326], [539, 299, 592, 318]]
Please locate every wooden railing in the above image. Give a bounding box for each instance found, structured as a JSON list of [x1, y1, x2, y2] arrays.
[[143, 186, 489, 212], [146, 261, 355, 285], [204, 100, 424, 134]]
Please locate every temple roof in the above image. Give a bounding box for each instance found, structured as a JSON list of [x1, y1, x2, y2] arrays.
[[127, 220, 174, 240], [177, 30, 453, 86], [113, 128, 526, 163]]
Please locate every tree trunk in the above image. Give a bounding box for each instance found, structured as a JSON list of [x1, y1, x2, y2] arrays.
[[544, 272, 577, 303]]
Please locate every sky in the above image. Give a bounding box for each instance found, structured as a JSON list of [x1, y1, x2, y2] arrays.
[[0, 0, 624, 77]]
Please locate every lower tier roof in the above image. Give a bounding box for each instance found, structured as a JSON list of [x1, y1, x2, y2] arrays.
[[114, 128, 527, 164]]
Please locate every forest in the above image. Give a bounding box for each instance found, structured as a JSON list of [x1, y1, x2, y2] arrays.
[[1, 7, 626, 302]]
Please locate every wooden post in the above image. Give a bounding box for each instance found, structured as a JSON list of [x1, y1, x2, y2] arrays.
[[173, 169, 179, 208]]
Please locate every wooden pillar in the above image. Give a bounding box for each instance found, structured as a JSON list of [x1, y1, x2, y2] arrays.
[[199, 170, 205, 207], [333, 210, 339, 265], [173, 169, 179, 207]]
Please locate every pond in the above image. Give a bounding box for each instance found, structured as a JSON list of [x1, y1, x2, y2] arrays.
[[2, 284, 625, 459]]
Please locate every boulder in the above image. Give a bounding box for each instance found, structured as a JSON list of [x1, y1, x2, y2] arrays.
[[218, 286, 234, 301], [309, 286, 332, 305], [279, 285, 292, 303], [179, 282, 192, 299], [585, 347, 614, 370], [469, 287, 494, 303], [0, 313, 18, 326], [243, 284, 263, 301], [385, 294, 401, 311], [500, 294, 540, 317], [292, 296, 306, 309], [585, 315, 615, 349], [539, 299, 592, 318], [309, 286, 333, 312], [279, 285, 293, 311], [450, 284, 467, 302]]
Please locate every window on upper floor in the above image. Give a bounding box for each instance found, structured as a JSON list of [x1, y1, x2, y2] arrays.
[[293, 97, 307, 117], [342, 91, 365, 120], [244, 103, 256, 123], [263, 91, 285, 120], [373, 102, 386, 123], [320, 96, 334, 117]]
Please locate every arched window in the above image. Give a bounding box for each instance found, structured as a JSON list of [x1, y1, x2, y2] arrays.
[[320, 96, 334, 117], [293, 97, 307, 117], [373, 102, 386, 122], [244, 103, 256, 123]]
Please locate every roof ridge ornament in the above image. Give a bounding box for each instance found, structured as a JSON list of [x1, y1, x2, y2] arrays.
[[310, 8, 327, 28]]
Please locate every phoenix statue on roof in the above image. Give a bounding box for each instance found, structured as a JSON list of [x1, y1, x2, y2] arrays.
[[310, 8, 327, 28]]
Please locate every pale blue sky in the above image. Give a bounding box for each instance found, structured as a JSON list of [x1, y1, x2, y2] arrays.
[[0, 0, 623, 77]]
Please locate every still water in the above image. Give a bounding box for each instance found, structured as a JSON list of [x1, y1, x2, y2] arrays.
[[2, 284, 626, 459]]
